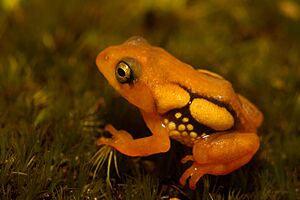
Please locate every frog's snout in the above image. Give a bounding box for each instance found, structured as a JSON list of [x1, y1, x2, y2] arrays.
[[96, 51, 109, 69]]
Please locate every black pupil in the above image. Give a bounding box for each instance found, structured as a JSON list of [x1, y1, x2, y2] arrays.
[[118, 67, 126, 77]]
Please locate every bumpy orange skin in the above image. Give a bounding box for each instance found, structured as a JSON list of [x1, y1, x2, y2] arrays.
[[96, 37, 263, 189]]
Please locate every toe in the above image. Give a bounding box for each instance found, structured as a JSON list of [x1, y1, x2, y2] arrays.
[[96, 137, 111, 145], [181, 155, 194, 164], [104, 124, 117, 134], [189, 170, 203, 190], [179, 167, 193, 186]]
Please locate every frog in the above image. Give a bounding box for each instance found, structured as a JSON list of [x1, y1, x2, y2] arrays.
[[95, 36, 263, 189]]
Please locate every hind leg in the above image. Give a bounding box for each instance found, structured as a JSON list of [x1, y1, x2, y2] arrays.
[[179, 132, 259, 189]]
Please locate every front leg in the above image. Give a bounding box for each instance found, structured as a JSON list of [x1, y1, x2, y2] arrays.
[[97, 111, 170, 157], [180, 132, 259, 189]]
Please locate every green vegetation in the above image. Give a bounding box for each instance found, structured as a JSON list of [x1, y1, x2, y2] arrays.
[[0, 0, 299, 199]]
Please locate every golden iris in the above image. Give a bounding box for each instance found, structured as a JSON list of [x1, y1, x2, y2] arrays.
[[115, 61, 132, 83]]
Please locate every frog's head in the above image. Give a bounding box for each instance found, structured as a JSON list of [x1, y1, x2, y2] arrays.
[[96, 36, 168, 113]]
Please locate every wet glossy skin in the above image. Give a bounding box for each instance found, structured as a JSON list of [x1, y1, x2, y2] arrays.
[[96, 37, 263, 189]]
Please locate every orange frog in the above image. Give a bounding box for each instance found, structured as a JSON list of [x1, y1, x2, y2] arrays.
[[96, 37, 263, 189]]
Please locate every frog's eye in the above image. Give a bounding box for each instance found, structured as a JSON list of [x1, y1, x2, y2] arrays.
[[115, 61, 133, 83], [115, 58, 141, 84]]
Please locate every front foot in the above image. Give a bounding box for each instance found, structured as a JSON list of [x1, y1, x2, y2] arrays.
[[97, 124, 133, 147]]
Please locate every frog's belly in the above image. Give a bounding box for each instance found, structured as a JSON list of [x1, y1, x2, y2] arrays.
[[162, 101, 234, 147]]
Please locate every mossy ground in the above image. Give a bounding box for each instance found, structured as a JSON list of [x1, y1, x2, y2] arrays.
[[0, 0, 300, 199]]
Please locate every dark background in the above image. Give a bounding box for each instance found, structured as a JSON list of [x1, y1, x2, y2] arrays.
[[0, 0, 299, 199]]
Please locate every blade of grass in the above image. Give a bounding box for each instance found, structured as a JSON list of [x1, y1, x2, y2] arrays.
[[106, 150, 113, 188], [89, 145, 120, 189], [113, 149, 120, 177]]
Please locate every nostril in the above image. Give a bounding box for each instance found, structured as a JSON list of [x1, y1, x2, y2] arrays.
[[96, 52, 109, 65], [99, 52, 110, 61]]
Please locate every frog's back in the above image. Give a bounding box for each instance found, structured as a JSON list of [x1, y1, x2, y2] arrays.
[[157, 54, 261, 132], [188, 69, 263, 131]]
